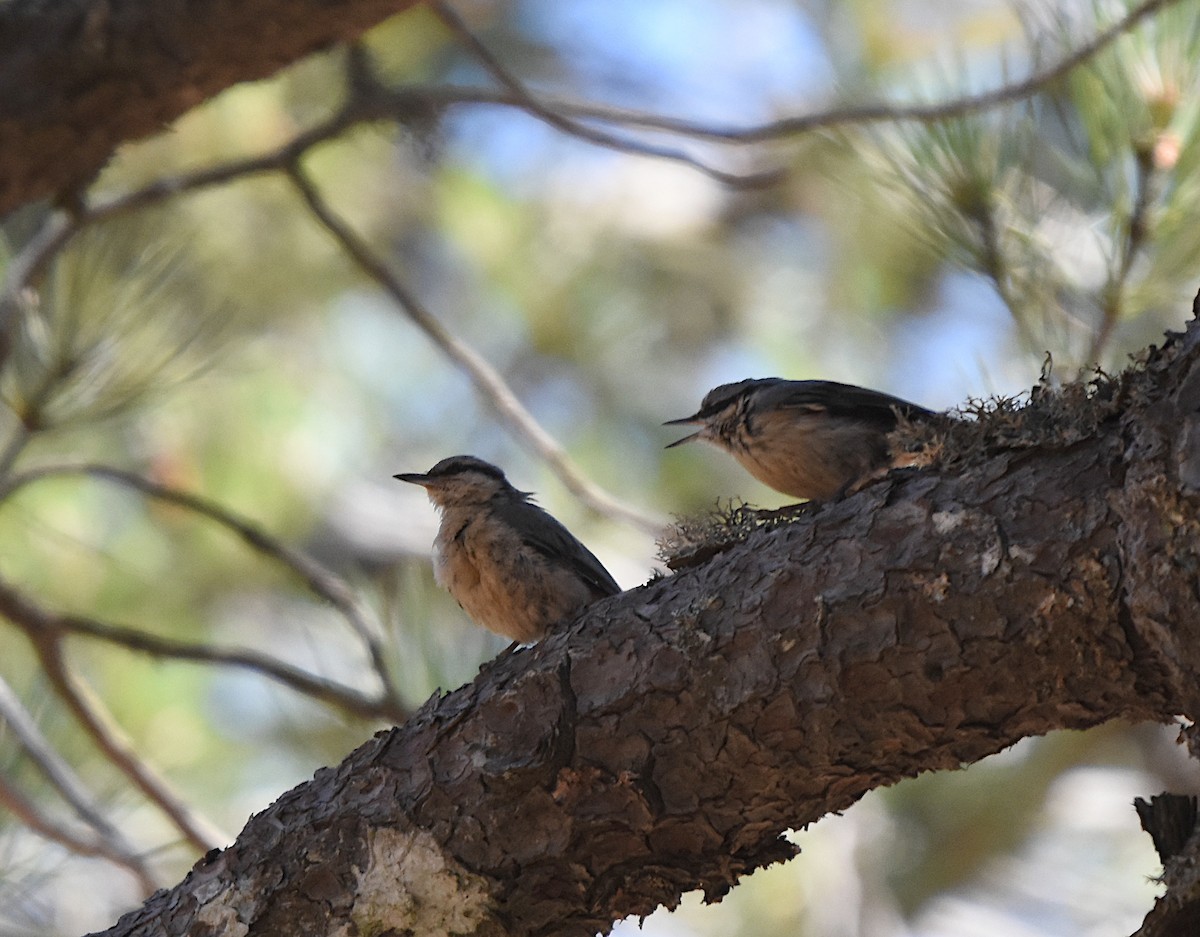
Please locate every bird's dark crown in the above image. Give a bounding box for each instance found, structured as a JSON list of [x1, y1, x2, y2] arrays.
[[423, 455, 510, 483], [697, 378, 782, 417]]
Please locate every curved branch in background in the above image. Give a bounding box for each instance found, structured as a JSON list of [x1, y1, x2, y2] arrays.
[[0, 574, 407, 724], [31, 632, 228, 854], [366, 0, 1182, 150], [0, 674, 140, 853], [0, 575, 230, 854], [427, 1, 782, 188], [583, 0, 1180, 143], [0, 676, 159, 895], [0, 0, 1178, 293], [0, 774, 158, 895], [0, 0, 1174, 220], [70, 619, 405, 723], [1088, 146, 1158, 368], [285, 162, 667, 536], [0, 99, 367, 357], [5, 0, 1172, 297], [0, 59, 774, 327], [0, 463, 403, 710], [0, 0, 1176, 374]]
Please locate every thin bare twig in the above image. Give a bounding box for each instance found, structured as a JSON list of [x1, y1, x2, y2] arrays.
[[427, 1, 783, 188], [67, 615, 405, 722], [406, 0, 1179, 149], [0, 579, 226, 852], [0, 0, 1176, 309], [0, 772, 159, 894], [0, 83, 771, 323], [35, 636, 228, 854], [0, 0, 1170, 373], [0, 573, 406, 723], [0, 674, 158, 893], [285, 162, 666, 535], [1087, 147, 1157, 368], [0, 463, 403, 709], [579, 0, 1179, 143]]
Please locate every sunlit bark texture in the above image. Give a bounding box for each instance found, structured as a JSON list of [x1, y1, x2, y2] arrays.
[[90, 313, 1200, 936], [0, 0, 417, 214]]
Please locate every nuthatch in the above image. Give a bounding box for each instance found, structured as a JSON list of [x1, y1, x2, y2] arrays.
[[394, 455, 621, 643], [665, 378, 936, 501]]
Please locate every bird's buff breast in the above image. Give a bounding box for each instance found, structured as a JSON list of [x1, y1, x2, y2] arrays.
[[733, 413, 884, 500], [433, 511, 592, 643]]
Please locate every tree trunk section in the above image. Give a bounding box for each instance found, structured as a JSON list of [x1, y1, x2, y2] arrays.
[[0, 0, 419, 215]]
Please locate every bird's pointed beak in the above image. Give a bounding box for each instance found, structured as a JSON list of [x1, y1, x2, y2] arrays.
[[393, 472, 431, 486], [663, 414, 704, 448], [664, 431, 702, 449]]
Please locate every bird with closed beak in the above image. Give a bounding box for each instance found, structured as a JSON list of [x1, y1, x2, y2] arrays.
[[665, 378, 936, 501], [394, 455, 621, 643]]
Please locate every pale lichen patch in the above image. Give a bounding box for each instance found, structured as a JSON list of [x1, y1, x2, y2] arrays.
[[193, 889, 250, 937], [980, 540, 1002, 576], [352, 826, 492, 937], [931, 510, 965, 534]]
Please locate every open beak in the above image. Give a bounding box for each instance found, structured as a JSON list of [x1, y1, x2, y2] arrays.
[[393, 472, 431, 486], [663, 414, 704, 448]]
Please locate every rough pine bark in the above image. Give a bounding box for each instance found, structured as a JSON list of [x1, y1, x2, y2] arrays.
[[0, 0, 419, 215], [1135, 794, 1200, 937], [86, 315, 1200, 937]]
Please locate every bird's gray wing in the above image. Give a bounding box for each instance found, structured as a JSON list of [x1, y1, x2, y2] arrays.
[[763, 380, 935, 423], [492, 500, 622, 598]]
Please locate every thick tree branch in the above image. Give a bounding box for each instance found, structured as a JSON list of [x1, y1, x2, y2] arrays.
[[0, 0, 420, 216], [1135, 795, 1200, 937], [89, 316, 1200, 937]]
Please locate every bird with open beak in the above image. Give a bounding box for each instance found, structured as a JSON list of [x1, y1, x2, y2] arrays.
[[665, 378, 936, 501]]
